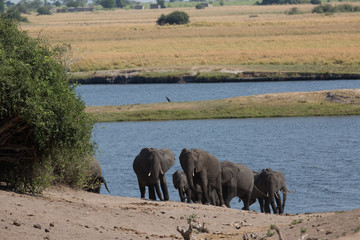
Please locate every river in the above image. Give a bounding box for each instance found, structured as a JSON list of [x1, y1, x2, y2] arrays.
[[77, 80, 360, 214]]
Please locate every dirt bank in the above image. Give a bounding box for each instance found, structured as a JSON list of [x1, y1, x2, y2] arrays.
[[1, 186, 359, 240], [70, 69, 360, 84]]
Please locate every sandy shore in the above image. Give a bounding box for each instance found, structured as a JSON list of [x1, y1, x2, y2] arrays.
[[1, 186, 359, 240]]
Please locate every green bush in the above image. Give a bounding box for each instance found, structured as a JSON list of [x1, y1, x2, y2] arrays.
[[195, 3, 205, 9], [37, 6, 52, 15], [312, 3, 360, 13], [260, 0, 306, 5], [285, 7, 301, 15], [0, 18, 95, 193], [156, 11, 189, 25], [310, 0, 321, 4]]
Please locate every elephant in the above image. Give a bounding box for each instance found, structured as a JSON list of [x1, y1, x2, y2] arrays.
[[179, 148, 225, 206], [251, 168, 289, 214], [172, 170, 192, 203], [220, 161, 254, 210], [85, 158, 110, 194], [133, 148, 175, 201]]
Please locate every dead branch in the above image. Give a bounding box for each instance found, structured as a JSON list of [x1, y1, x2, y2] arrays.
[[177, 222, 195, 240], [274, 225, 284, 240]]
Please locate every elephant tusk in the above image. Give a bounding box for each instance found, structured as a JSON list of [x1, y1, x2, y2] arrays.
[[148, 172, 151, 177], [192, 172, 194, 176]]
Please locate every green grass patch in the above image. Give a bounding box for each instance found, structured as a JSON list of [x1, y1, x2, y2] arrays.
[[85, 89, 360, 122]]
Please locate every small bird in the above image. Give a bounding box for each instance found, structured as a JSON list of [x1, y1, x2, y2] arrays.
[[165, 96, 171, 102]]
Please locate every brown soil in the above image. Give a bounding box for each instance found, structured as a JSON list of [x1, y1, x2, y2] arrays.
[[1, 186, 359, 240]]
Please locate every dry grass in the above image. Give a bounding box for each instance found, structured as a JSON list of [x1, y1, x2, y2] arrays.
[[22, 4, 360, 72], [85, 89, 360, 122]]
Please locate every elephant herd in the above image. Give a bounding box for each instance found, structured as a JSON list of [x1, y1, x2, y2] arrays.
[[132, 147, 291, 214]]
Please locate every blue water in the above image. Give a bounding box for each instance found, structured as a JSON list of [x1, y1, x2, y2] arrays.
[[76, 79, 360, 106], [93, 117, 360, 214]]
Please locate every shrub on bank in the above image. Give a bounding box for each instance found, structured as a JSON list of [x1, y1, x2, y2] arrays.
[[156, 11, 189, 25], [0, 18, 95, 193], [312, 3, 360, 13]]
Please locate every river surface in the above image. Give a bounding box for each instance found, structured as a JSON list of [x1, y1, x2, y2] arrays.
[[78, 80, 360, 214], [93, 117, 360, 214], [76, 79, 360, 106]]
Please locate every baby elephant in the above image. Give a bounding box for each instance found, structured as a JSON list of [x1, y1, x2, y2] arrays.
[[172, 170, 192, 203], [85, 158, 110, 194]]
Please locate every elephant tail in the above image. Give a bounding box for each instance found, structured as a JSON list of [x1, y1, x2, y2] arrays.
[[281, 188, 295, 194]]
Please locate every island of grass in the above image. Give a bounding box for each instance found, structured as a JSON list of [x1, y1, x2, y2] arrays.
[[85, 89, 360, 122]]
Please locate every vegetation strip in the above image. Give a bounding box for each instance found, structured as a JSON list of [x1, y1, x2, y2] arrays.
[[85, 89, 360, 122], [73, 71, 360, 84]]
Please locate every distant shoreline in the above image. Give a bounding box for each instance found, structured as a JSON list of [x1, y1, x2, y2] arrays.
[[71, 71, 360, 84]]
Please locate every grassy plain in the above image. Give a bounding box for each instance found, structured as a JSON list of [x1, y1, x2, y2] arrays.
[[85, 89, 360, 122], [22, 4, 360, 74]]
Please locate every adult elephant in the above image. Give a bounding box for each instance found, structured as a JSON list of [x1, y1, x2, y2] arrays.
[[172, 170, 192, 203], [133, 148, 175, 201], [85, 158, 110, 194], [179, 148, 225, 206], [251, 168, 289, 214], [221, 161, 254, 210]]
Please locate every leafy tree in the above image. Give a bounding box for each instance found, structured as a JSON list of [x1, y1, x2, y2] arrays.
[[0, 18, 95, 193], [157, 11, 189, 25], [16, 3, 30, 14], [100, 0, 115, 8], [157, 0, 165, 8], [66, 0, 79, 7], [2, 5, 28, 22], [27, 0, 43, 10], [0, 0, 5, 14], [37, 6, 52, 14], [115, 0, 129, 8]]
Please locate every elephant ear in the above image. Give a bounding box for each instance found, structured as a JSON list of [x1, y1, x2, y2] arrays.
[[193, 149, 205, 173], [160, 148, 175, 172]]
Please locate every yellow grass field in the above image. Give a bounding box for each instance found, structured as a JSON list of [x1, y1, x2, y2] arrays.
[[22, 4, 360, 73]]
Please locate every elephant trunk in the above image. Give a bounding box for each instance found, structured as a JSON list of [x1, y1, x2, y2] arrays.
[[99, 176, 110, 193], [185, 169, 197, 193]]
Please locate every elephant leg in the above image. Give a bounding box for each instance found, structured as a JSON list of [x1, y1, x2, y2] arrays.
[[215, 183, 225, 207], [258, 197, 265, 212], [281, 192, 287, 214], [269, 194, 278, 214], [159, 174, 169, 201], [242, 192, 251, 211], [185, 189, 192, 203], [200, 175, 210, 204], [264, 197, 271, 213], [149, 184, 157, 201], [137, 179, 146, 199], [222, 185, 231, 208], [275, 191, 282, 214], [178, 189, 185, 202], [155, 181, 164, 201]]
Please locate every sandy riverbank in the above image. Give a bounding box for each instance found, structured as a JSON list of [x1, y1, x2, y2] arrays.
[[1, 186, 359, 240]]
